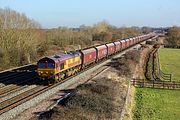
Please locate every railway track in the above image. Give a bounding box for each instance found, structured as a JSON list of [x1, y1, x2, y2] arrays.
[[0, 47, 122, 116], [0, 40, 150, 119], [0, 65, 42, 115], [0, 65, 38, 93], [0, 72, 39, 98], [0, 85, 47, 114], [0, 57, 109, 115], [36, 65, 110, 117], [0, 77, 39, 98], [0, 65, 36, 82], [0, 72, 37, 87]]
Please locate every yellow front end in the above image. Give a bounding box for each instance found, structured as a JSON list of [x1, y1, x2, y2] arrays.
[[37, 68, 55, 80]]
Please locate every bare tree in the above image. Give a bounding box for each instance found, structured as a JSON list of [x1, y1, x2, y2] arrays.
[[0, 8, 42, 69]]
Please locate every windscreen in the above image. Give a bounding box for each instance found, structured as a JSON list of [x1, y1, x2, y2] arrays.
[[38, 62, 46, 68], [38, 62, 54, 68], [47, 63, 55, 68]]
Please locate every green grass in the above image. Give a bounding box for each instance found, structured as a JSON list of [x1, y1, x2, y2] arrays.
[[133, 88, 180, 120], [133, 48, 180, 120], [159, 48, 180, 81]]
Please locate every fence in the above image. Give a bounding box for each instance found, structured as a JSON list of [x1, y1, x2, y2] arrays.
[[131, 79, 180, 90], [164, 45, 180, 49]]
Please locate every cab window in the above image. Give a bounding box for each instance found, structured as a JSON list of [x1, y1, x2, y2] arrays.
[[47, 63, 54, 68], [38, 63, 46, 68], [60, 63, 64, 70]]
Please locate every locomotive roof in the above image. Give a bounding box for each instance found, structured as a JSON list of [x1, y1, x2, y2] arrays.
[[38, 51, 81, 63]]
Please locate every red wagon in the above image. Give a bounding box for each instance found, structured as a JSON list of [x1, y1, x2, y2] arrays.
[[95, 45, 108, 60], [114, 41, 121, 52], [105, 43, 115, 56], [125, 39, 130, 48], [80, 48, 97, 66], [120, 40, 126, 50], [129, 38, 133, 46]]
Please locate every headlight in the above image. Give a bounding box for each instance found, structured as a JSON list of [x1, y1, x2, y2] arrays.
[[38, 71, 43, 75]]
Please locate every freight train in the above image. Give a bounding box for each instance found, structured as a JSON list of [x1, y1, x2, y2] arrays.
[[37, 33, 155, 84]]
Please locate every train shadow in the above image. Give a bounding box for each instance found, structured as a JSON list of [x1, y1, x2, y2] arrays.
[[105, 56, 125, 69], [104, 55, 133, 77], [0, 65, 43, 86]]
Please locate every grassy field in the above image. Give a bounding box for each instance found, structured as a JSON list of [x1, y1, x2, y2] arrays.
[[133, 88, 180, 120], [159, 48, 180, 81], [133, 48, 180, 120]]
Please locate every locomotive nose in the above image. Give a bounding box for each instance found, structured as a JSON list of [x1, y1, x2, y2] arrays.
[[37, 69, 54, 78]]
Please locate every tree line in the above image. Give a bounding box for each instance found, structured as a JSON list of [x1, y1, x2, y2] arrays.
[[0, 8, 150, 70], [165, 26, 180, 48]]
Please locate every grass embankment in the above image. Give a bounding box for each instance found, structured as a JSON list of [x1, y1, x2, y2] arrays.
[[159, 48, 180, 81], [51, 78, 127, 120], [133, 48, 180, 120], [133, 88, 180, 120]]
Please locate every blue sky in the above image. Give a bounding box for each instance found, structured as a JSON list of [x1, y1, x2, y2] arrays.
[[0, 0, 179, 28]]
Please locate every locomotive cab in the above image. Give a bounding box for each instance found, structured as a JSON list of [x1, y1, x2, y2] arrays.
[[37, 57, 55, 80], [37, 51, 82, 83]]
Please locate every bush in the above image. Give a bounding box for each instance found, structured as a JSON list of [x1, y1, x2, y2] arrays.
[[50, 78, 122, 120], [109, 50, 141, 77], [125, 50, 140, 63], [166, 26, 180, 47]]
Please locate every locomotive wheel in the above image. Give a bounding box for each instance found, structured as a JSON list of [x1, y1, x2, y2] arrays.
[[55, 75, 59, 83]]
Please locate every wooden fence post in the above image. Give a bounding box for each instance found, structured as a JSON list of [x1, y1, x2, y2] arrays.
[[170, 74, 172, 82]]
